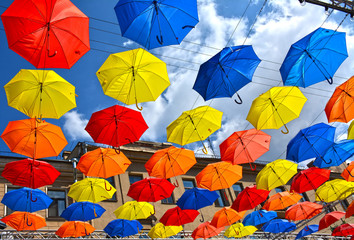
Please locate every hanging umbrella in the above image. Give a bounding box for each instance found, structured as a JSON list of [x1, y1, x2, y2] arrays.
[[219, 129, 271, 169], [256, 159, 297, 191], [345, 200, 354, 218], [1, 0, 90, 68], [280, 27, 348, 87], [243, 210, 277, 226], [115, 0, 198, 49], [224, 223, 257, 238], [314, 140, 354, 168], [246, 86, 307, 134], [148, 223, 183, 239], [193, 45, 261, 103], [290, 167, 330, 193], [167, 106, 223, 154], [60, 202, 106, 221], [285, 202, 323, 221], [114, 201, 154, 220], [332, 224, 354, 236], [316, 179, 354, 202], [262, 219, 296, 233], [96, 49, 170, 109], [104, 219, 142, 237], [1, 212, 46, 231], [160, 206, 199, 226], [85, 105, 148, 149], [56, 221, 95, 238], [1, 158, 60, 189], [263, 191, 302, 211], [192, 221, 224, 240], [319, 211, 346, 231], [287, 123, 336, 163], [342, 162, 354, 182], [68, 178, 116, 203], [295, 225, 319, 239], [348, 120, 354, 139], [177, 187, 219, 210], [1, 188, 52, 213], [77, 147, 131, 178], [231, 185, 270, 212], [210, 207, 245, 228]]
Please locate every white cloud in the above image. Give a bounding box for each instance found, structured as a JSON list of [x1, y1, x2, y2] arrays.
[[123, 40, 135, 47], [62, 111, 91, 141]]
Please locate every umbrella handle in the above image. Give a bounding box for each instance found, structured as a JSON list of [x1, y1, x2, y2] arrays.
[[26, 218, 32, 227], [135, 101, 143, 111], [304, 226, 310, 231], [173, 179, 180, 187], [30, 192, 37, 202], [234, 93, 243, 104], [202, 145, 208, 154], [281, 124, 289, 134], [47, 49, 57, 58], [322, 158, 332, 164], [32, 160, 41, 167], [326, 77, 333, 85], [182, 25, 195, 29], [35, 117, 42, 123], [114, 147, 121, 154], [105, 181, 112, 191], [156, 35, 163, 45], [223, 191, 229, 202], [249, 162, 257, 171], [199, 213, 205, 222]]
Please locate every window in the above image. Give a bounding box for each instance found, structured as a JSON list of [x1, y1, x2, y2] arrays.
[[104, 177, 117, 201], [232, 183, 243, 198], [214, 189, 230, 207], [47, 189, 66, 218], [340, 199, 350, 210], [182, 179, 196, 190], [299, 192, 309, 202], [274, 187, 285, 193], [161, 180, 174, 204], [5, 186, 20, 215], [129, 174, 143, 184]]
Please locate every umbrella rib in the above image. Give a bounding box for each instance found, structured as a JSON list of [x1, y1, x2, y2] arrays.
[[159, 3, 199, 22], [50, 24, 90, 49]]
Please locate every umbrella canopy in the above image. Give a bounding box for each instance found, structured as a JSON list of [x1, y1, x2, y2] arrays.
[[1, 0, 90, 68], [263, 191, 302, 211], [193, 45, 261, 102], [114, 201, 154, 220], [176, 187, 219, 210], [1, 188, 52, 213], [210, 207, 245, 228], [196, 162, 242, 191], [243, 210, 277, 226], [115, 0, 198, 49], [77, 147, 131, 178], [348, 120, 354, 139], [246, 86, 307, 134], [148, 223, 183, 239], [342, 162, 354, 182], [231, 185, 270, 212], [1, 118, 67, 159], [1, 211, 46, 231], [68, 178, 116, 203], [60, 202, 106, 221], [287, 123, 335, 163], [56, 221, 95, 238], [314, 140, 354, 168], [104, 219, 142, 238], [256, 159, 297, 191], [1, 158, 60, 189], [192, 221, 224, 240], [127, 178, 175, 202], [296, 225, 319, 239], [316, 179, 354, 202], [319, 211, 346, 231], [280, 27, 348, 87], [345, 200, 354, 218], [285, 202, 323, 221], [291, 167, 330, 193], [96, 49, 170, 109], [332, 224, 354, 236], [160, 206, 199, 226], [262, 219, 296, 233], [224, 223, 257, 238], [85, 105, 148, 148]]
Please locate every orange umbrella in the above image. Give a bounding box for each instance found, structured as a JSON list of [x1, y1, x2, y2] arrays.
[[341, 162, 354, 182], [77, 148, 131, 178], [1, 118, 67, 159], [285, 201, 323, 221], [56, 221, 95, 238], [263, 191, 302, 211], [196, 162, 242, 191], [346, 200, 354, 218], [1, 211, 46, 231], [210, 207, 246, 228], [192, 221, 224, 240]]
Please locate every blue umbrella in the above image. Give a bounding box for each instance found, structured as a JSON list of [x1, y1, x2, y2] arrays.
[[280, 27, 348, 87], [243, 210, 277, 226], [296, 225, 319, 239], [193, 45, 261, 103], [60, 202, 106, 221], [286, 123, 335, 163], [177, 187, 219, 210], [115, 0, 199, 49], [1, 187, 52, 213], [262, 219, 296, 233], [313, 140, 354, 168], [104, 219, 143, 237]]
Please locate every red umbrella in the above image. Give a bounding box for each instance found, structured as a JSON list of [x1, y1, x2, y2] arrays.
[[332, 224, 354, 236], [319, 211, 346, 231], [85, 105, 148, 149], [1, 0, 90, 69], [346, 200, 354, 218], [160, 207, 199, 226], [290, 167, 330, 193], [285, 201, 323, 221], [2, 158, 60, 189], [192, 221, 224, 240], [231, 185, 269, 212], [127, 178, 175, 202]]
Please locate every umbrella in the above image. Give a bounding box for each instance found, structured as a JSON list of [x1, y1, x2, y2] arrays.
[[319, 211, 346, 230], [316, 179, 354, 202], [332, 224, 354, 236], [148, 223, 183, 239], [325, 76, 354, 123], [1, 212, 46, 231], [224, 223, 257, 238], [115, 0, 198, 49], [104, 219, 142, 237], [68, 178, 116, 203], [256, 159, 297, 191], [243, 210, 277, 226], [96, 49, 170, 109], [263, 191, 302, 211], [348, 120, 354, 139], [296, 225, 319, 239], [196, 161, 242, 191], [1, 187, 52, 213], [1, 0, 90, 68], [262, 219, 296, 233], [1, 158, 60, 188], [246, 86, 307, 134], [219, 129, 271, 169], [160, 206, 199, 226], [114, 201, 154, 220], [56, 221, 95, 238], [193, 45, 261, 103], [280, 27, 348, 87], [176, 187, 219, 210], [285, 201, 323, 221], [167, 106, 223, 154], [85, 105, 148, 148], [192, 221, 224, 240], [60, 202, 106, 221], [1, 119, 68, 159], [342, 162, 354, 182], [345, 200, 354, 218], [231, 185, 270, 212], [77, 147, 131, 178], [314, 140, 354, 168], [287, 123, 335, 163], [210, 207, 245, 228], [127, 177, 175, 202], [290, 167, 330, 193]]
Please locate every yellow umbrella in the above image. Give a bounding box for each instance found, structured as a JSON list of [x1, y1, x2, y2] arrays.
[[224, 223, 257, 238], [256, 159, 297, 191], [96, 48, 170, 110], [114, 201, 154, 220], [247, 86, 307, 134], [347, 121, 354, 139], [4, 69, 76, 119], [316, 179, 354, 202], [148, 223, 183, 239], [166, 106, 223, 154], [68, 178, 116, 203]]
